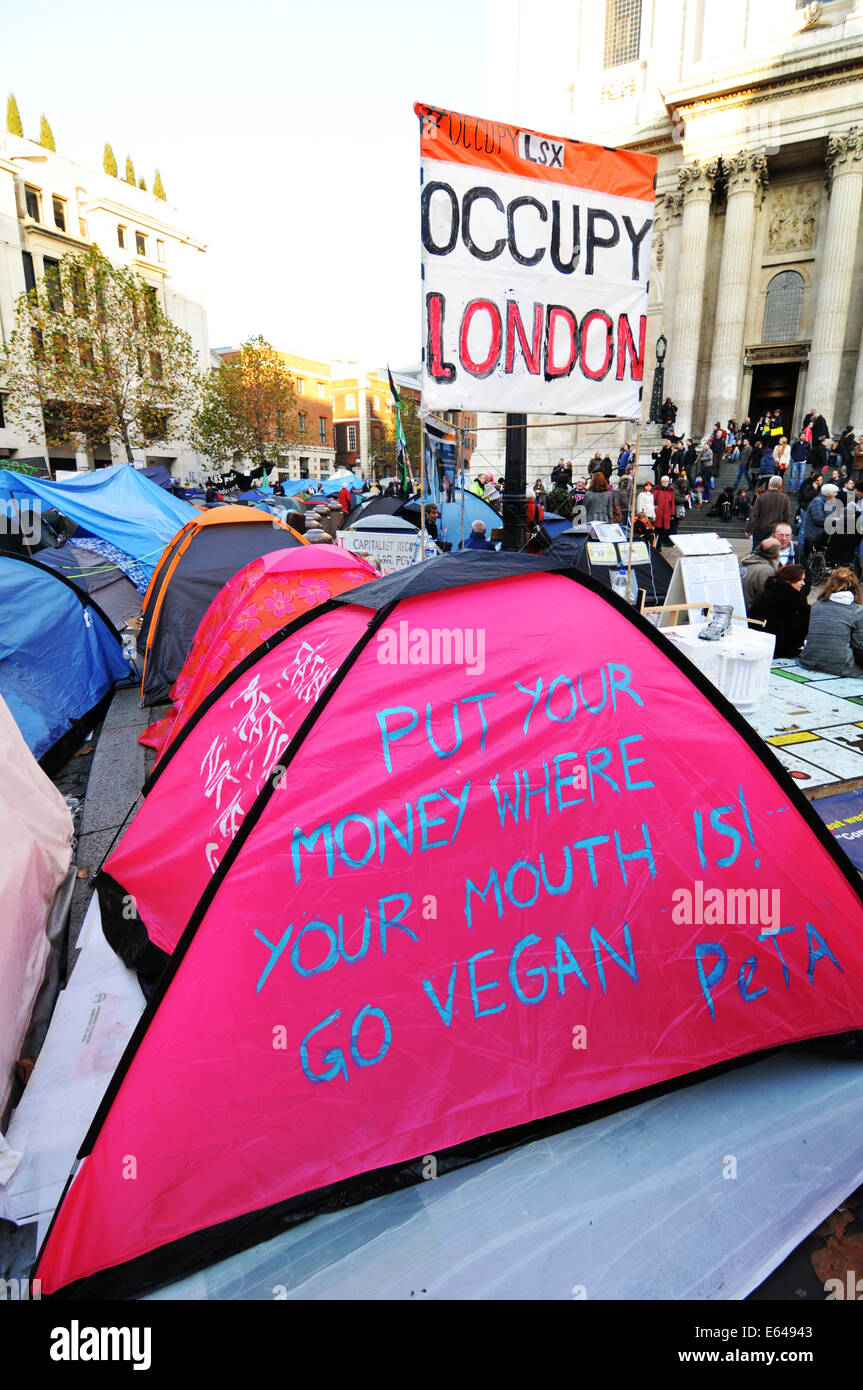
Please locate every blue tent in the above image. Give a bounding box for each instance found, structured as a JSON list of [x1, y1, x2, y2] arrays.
[[0, 465, 197, 580], [320, 472, 365, 497], [438, 491, 502, 549], [0, 554, 130, 769]]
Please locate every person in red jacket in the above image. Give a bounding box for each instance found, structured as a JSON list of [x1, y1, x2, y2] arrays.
[[338, 484, 353, 514], [654, 474, 677, 551]]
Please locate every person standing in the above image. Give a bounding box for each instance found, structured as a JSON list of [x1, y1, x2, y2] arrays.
[[683, 437, 698, 487], [747, 475, 791, 547], [789, 433, 809, 493], [583, 473, 614, 525], [803, 406, 830, 470], [636, 479, 656, 522], [616, 467, 634, 528], [696, 439, 714, 502], [838, 425, 856, 473], [733, 437, 753, 491], [774, 436, 792, 486], [653, 475, 676, 551]]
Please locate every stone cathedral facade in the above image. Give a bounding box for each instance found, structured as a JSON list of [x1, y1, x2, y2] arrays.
[[479, 0, 863, 476]]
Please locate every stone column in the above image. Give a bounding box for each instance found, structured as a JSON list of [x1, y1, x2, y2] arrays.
[[665, 159, 719, 438], [705, 151, 767, 428], [804, 127, 863, 429]]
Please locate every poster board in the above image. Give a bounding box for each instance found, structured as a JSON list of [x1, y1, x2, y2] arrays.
[[416, 103, 657, 416], [659, 554, 746, 627]]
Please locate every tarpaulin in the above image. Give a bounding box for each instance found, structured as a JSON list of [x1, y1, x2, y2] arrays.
[[0, 465, 197, 579], [37, 555, 863, 1297]]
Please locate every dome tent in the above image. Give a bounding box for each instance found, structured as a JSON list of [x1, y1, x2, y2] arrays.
[[0, 693, 73, 1122], [0, 554, 130, 770], [138, 507, 306, 706], [36, 551, 863, 1298], [33, 542, 142, 631], [140, 545, 376, 760]]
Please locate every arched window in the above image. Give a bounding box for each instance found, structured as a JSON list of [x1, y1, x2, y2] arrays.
[[762, 270, 803, 342]]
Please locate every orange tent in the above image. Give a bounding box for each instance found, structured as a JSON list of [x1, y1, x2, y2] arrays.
[[138, 507, 306, 705]]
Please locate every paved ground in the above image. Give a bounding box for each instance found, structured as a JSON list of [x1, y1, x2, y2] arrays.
[[52, 686, 165, 975]]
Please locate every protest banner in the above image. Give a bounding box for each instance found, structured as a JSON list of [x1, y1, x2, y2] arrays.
[[417, 103, 657, 416]]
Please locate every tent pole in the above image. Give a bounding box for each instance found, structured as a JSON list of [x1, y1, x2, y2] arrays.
[[625, 418, 642, 602], [459, 423, 465, 549], [420, 421, 426, 561]]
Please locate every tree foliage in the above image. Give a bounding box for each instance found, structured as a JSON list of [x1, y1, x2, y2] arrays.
[[103, 142, 117, 176], [6, 93, 22, 137], [125, 155, 135, 185], [375, 391, 421, 475], [1, 245, 201, 463], [191, 337, 299, 469], [39, 114, 55, 151], [153, 169, 166, 201], [138, 176, 147, 192]]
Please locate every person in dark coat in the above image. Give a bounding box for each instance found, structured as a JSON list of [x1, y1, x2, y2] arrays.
[[803, 407, 830, 470], [748, 564, 810, 657], [838, 426, 856, 472], [465, 519, 494, 550], [653, 476, 676, 550]]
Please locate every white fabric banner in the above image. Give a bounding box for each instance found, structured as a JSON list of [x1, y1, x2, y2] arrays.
[[417, 105, 656, 418]]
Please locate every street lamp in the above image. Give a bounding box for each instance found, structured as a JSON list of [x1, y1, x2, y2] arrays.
[[648, 333, 667, 426]]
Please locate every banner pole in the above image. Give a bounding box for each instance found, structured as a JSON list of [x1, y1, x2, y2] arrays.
[[625, 418, 643, 602], [459, 423, 466, 549], [420, 421, 426, 561], [502, 411, 527, 551]]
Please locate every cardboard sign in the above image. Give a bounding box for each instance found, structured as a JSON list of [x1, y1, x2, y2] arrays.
[[417, 104, 657, 416], [336, 529, 438, 574]]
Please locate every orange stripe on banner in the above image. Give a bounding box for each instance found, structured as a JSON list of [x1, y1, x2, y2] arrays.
[[414, 103, 657, 203]]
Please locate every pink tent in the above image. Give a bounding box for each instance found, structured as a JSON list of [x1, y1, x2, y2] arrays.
[[139, 545, 375, 760], [36, 552, 863, 1297]]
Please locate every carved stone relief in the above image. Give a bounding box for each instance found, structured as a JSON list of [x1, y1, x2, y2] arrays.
[[765, 188, 819, 252]]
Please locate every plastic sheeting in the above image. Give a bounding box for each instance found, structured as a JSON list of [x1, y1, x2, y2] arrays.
[[0, 896, 144, 1240], [147, 1049, 863, 1301], [0, 465, 196, 579], [0, 695, 73, 1118]]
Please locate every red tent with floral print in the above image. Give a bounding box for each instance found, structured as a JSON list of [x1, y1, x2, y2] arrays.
[[140, 545, 376, 760]]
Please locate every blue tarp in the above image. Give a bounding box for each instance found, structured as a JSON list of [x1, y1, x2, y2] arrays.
[[320, 473, 365, 497], [138, 465, 172, 491], [0, 556, 129, 763], [0, 465, 197, 579]]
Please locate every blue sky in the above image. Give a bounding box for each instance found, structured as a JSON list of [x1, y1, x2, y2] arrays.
[[4, 0, 490, 365]]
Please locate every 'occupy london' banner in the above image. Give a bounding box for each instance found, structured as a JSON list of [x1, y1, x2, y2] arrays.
[[417, 103, 657, 417]]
